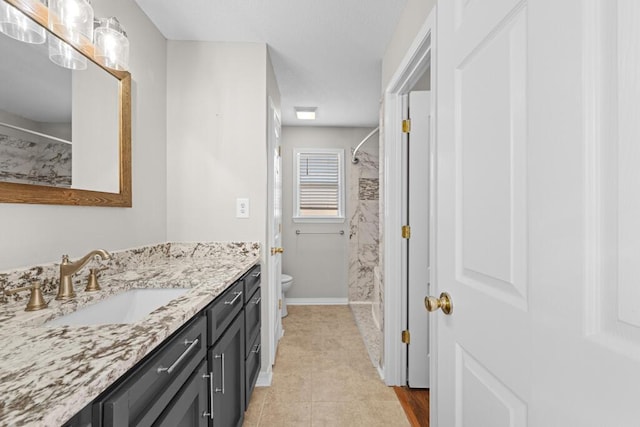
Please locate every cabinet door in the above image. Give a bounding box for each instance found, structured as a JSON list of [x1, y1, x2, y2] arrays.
[[98, 316, 207, 427], [244, 286, 261, 359], [245, 335, 261, 410], [209, 312, 245, 427], [155, 360, 209, 427], [207, 280, 244, 346]]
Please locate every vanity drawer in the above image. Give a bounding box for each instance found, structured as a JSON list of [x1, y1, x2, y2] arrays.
[[244, 286, 261, 359], [99, 315, 206, 427], [243, 265, 261, 305], [245, 335, 261, 410], [207, 278, 244, 346]]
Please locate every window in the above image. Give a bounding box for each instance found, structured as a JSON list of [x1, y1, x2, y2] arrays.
[[293, 148, 345, 222]]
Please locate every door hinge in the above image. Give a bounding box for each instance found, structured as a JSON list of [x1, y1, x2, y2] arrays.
[[402, 330, 410, 344], [279, 299, 282, 310], [277, 146, 282, 157], [402, 119, 411, 133], [402, 225, 411, 239], [279, 223, 282, 233]]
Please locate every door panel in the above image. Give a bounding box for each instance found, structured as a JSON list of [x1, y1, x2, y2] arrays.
[[456, 345, 527, 427], [438, 0, 640, 425], [407, 91, 431, 388], [456, 5, 528, 309], [603, 0, 640, 341], [527, 1, 640, 425], [436, 0, 531, 425]]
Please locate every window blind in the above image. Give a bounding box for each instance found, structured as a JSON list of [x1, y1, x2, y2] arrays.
[[298, 152, 339, 213]]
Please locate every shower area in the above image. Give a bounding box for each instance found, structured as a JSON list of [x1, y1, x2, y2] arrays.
[[348, 127, 384, 371]]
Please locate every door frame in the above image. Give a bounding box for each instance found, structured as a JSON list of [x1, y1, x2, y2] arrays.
[[383, 8, 436, 389]]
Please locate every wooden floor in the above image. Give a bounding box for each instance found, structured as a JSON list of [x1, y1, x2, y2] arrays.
[[394, 387, 430, 427]]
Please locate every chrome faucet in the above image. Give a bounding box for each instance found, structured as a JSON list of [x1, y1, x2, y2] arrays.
[[57, 249, 111, 300]]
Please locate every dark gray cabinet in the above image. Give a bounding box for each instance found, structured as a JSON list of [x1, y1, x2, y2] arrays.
[[154, 360, 209, 427], [67, 263, 261, 427], [208, 311, 245, 426], [96, 316, 207, 427], [243, 265, 261, 409]]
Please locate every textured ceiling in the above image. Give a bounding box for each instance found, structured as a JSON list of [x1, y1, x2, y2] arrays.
[[133, 0, 407, 127]]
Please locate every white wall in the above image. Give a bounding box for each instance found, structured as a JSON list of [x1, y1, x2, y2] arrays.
[[72, 62, 119, 193], [381, 0, 436, 91], [281, 126, 374, 300], [0, 0, 168, 270], [0, 109, 71, 141], [167, 42, 280, 379], [166, 42, 268, 244]]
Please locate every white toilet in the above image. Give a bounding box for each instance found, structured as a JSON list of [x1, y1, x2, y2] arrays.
[[281, 274, 293, 317]]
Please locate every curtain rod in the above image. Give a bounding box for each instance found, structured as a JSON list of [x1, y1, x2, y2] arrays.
[[0, 121, 72, 145], [351, 127, 379, 164]]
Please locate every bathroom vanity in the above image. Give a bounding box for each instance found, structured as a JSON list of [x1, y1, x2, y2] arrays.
[[0, 242, 261, 426]]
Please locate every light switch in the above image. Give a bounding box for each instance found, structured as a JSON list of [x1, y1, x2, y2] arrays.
[[236, 198, 249, 218]]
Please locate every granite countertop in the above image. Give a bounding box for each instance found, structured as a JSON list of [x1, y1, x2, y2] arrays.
[[0, 242, 261, 426]]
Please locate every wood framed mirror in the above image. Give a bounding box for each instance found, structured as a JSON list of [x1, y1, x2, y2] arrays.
[[0, 0, 131, 207]]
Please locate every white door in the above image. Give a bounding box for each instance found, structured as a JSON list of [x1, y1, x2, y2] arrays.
[[407, 90, 431, 388], [434, 0, 640, 425], [435, 0, 533, 424], [267, 98, 283, 365]]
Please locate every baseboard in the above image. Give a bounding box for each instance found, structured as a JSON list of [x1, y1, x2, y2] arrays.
[[255, 371, 273, 387], [377, 364, 385, 381], [286, 298, 349, 305], [348, 301, 373, 305]]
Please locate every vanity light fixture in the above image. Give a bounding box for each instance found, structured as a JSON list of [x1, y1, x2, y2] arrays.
[[0, 0, 46, 44], [0, 0, 130, 72], [295, 107, 317, 120], [48, 0, 94, 41], [48, 33, 86, 69], [93, 17, 129, 71], [48, 0, 93, 70]]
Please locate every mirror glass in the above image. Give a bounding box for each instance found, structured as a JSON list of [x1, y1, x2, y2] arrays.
[[0, 25, 119, 193], [0, 0, 131, 207]]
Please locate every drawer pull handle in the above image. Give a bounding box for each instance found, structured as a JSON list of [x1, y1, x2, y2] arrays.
[[252, 344, 261, 354], [202, 371, 214, 419], [214, 353, 225, 394], [251, 271, 261, 278], [224, 291, 243, 305], [253, 296, 262, 304], [157, 338, 199, 375]]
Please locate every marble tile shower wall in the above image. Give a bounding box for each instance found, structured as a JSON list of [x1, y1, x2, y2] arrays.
[[0, 132, 72, 187], [348, 148, 380, 303], [0, 242, 260, 304]]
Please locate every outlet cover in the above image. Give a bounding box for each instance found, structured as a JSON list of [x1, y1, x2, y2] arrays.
[[236, 198, 249, 218]]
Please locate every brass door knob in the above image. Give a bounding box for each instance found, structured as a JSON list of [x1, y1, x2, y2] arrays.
[[271, 247, 284, 255], [424, 292, 453, 315]]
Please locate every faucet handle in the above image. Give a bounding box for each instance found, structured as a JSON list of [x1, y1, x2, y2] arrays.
[[61, 254, 70, 264], [5, 281, 48, 311], [25, 281, 48, 311], [85, 268, 102, 292]]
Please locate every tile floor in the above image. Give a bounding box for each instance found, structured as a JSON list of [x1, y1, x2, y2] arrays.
[[243, 305, 409, 426], [350, 303, 383, 369]]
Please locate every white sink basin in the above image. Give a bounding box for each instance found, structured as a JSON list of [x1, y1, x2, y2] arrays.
[[45, 288, 189, 326]]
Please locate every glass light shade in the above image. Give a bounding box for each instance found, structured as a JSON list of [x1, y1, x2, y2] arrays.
[[48, 0, 93, 44], [94, 17, 129, 71], [0, 1, 46, 44], [48, 34, 86, 69]]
